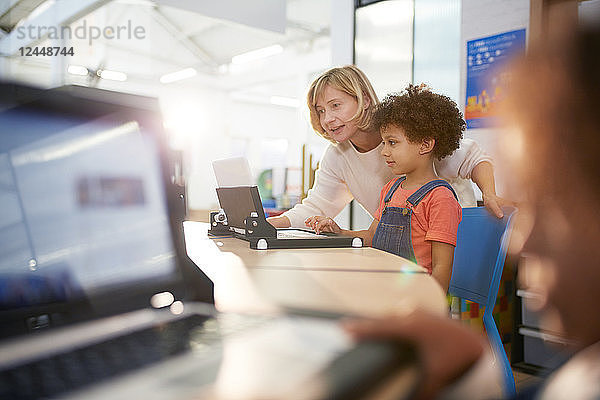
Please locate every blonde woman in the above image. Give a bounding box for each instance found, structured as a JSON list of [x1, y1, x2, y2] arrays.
[[268, 65, 505, 229]]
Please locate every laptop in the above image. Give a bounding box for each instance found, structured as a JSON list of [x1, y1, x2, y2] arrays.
[[212, 156, 254, 187], [0, 83, 419, 399], [211, 158, 363, 250]]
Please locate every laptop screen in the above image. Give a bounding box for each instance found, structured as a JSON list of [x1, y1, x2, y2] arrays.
[[0, 83, 208, 335], [215, 186, 267, 233]]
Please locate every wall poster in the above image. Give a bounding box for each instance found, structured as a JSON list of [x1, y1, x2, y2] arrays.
[[465, 28, 526, 129]]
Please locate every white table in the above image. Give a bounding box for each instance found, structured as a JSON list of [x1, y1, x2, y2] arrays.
[[184, 221, 448, 317]]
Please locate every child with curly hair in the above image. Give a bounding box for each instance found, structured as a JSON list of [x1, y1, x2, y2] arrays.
[[306, 84, 464, 291]]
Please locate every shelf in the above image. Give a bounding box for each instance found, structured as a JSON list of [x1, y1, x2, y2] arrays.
[[512, 361, 547, 376]]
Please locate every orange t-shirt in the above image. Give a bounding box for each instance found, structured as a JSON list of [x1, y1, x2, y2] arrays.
[[374, 179, 462, 274]]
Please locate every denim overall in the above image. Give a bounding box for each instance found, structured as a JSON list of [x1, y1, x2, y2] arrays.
[[372, 176, 458, 261]]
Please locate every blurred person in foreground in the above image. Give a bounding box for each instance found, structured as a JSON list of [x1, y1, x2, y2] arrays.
[[342, 26, 600, 400]]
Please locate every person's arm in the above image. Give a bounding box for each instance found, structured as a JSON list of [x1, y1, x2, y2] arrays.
[[269, 146, 353, 228], [342, 312, 485, 400], [341, 219, 378, 247], [430, 241, 455, 292], [436, 138, 490, 180], [267, 214, 291, 228], [436, 139, 509, 218], [305, 216, 378, 246], [424, 188, 461, 290], [470, 161, 512, 219]]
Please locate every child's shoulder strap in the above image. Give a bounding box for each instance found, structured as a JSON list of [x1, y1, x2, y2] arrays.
[[406, 179, 458, 207], [383, 176, 407, 203]]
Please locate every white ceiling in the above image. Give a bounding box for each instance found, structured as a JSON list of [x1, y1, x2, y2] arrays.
[[0, 0, 333, 97]]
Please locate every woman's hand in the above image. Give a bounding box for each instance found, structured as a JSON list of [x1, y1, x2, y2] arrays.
[[471, 161, 515, 219], [482, 192, 514, 219], [304, 216, 341, 234]]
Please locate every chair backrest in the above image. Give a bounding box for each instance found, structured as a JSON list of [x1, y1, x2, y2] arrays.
[[449, 206, 517, 311], [449, 206, 518, 397]]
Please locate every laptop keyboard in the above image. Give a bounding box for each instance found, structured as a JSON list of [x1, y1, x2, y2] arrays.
[[0, 312, 271, 400], [277, 229, 326, 239]]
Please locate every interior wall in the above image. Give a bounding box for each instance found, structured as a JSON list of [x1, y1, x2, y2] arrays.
[[460, 0, 530, 199], [580, 0, 600, 24], [184, 93, 308, 211], [187, 46, 332, 212]]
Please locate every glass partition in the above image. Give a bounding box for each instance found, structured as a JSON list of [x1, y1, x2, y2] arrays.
[[355, 0, 414, 99], [413, 0, 461, 103]]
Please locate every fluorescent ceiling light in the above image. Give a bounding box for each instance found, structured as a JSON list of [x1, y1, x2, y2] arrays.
[[98, 69, 127, 82], [231, 44, 283, 65], [270, 96, 301, 108], [67, 65, 88, 76], [231, 92, 267, 104], [230, 92, 301, 108], [160, 67, 197, 84]]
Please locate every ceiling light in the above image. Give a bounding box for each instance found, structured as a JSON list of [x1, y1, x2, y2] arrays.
[[270, 96, 301, 108], [67, 65, 88, 76], [231, 92, 267, 104], [231, 44, 283, 65], [98, 69, 127, 81], [160, 67, 197, 84]]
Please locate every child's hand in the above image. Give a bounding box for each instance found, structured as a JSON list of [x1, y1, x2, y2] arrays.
[[304, 216, 341, 234]]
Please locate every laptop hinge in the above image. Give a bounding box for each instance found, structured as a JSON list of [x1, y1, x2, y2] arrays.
[[208, 209, 231, 235], [245, 212, 277, 238], [208, 210, 277, 238]]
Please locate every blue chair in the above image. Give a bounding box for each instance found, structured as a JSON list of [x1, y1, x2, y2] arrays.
[[449, 206, 518, 397]]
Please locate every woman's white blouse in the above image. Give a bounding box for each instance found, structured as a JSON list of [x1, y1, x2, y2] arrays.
[[282, 138, 492, 228]]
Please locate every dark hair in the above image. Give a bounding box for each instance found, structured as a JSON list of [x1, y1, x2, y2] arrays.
[[371, 84, 465, 160], [507, 27, 600, 206], [503, 27, 600, 347]]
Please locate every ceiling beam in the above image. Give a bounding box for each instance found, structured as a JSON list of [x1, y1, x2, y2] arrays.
[[0, 0, 21, 20], [0, 0, 110, 56], [147, 5, 220, 69], [0, 0, 47, 31], [153, 0, 286, 34]]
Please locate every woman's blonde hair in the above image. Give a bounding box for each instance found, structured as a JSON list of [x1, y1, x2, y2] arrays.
[[306, 65, 379, 143]]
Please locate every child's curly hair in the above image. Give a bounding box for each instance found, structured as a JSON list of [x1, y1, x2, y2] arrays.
[[371, 84, 465, 160]]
